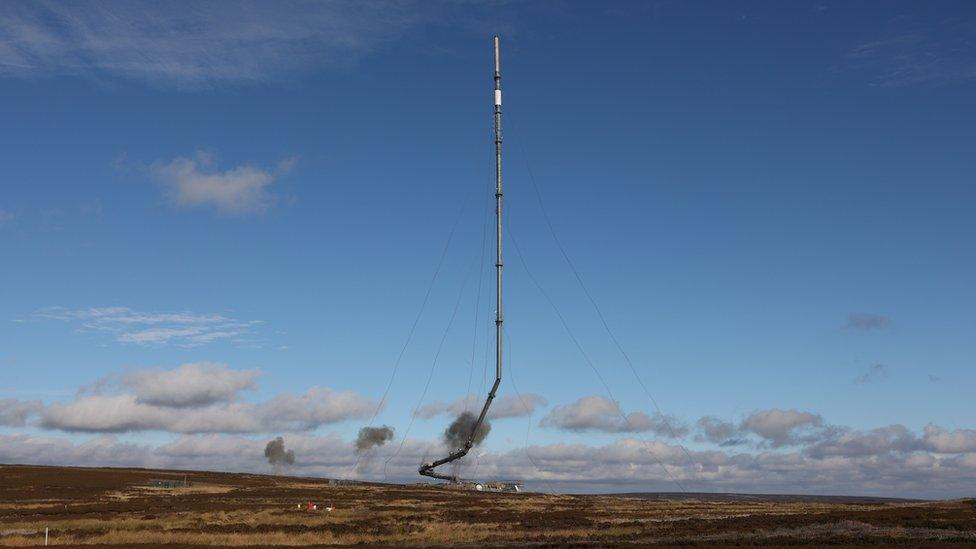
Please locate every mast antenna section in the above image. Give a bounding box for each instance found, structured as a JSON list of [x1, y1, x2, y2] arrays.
[[419, 35, 504, 483]]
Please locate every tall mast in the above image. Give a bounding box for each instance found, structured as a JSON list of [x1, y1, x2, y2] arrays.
[[419, 36, 503, 482], [492, 33, 504, 414]]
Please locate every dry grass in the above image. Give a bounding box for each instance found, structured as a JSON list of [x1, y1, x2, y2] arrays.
[[2, 465, 973, 547]]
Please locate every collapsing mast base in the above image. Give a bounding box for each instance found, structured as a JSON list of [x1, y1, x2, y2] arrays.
[[419, 35, 504, 484]]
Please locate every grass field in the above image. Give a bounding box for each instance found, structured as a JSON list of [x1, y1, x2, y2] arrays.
[[1, 464, 974, 546]]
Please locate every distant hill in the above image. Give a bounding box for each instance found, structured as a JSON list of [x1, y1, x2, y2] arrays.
[[613, 491, 926, 504]]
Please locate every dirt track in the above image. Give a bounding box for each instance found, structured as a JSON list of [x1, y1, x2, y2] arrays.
[[1, 464, 974, 546]]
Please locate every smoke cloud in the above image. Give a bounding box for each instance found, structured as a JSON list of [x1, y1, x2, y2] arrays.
[[444, 411, 491, 449], [355, 425, 394, 454], [264, 436, 295, 470]]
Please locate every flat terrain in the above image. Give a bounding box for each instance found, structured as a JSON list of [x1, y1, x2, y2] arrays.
[[1, 464, 974, 547]]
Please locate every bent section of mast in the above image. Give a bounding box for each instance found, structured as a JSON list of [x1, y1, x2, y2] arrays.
[[419, 35, 503, 483]]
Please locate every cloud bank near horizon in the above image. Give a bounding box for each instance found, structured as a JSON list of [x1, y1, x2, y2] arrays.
[[2, 425, 976, 498], [3, 363, 976, 497]]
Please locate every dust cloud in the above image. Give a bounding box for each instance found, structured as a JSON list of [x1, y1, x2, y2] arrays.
[[264, 436, 295, 471], [444, 411, 491, 449], [355, 425, 394, 453]]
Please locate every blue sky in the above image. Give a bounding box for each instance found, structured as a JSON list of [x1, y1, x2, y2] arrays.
[[1, 1, 975, 497]]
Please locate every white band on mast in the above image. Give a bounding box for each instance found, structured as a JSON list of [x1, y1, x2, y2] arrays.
[[494, 90, 502, 106]]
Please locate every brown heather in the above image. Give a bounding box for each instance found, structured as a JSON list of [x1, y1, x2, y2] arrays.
[[1, 465, 974, 546]]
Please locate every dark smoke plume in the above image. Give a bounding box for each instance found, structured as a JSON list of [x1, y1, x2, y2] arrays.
[[444, 411, 491, 449], [355, 425, 394, 453], [264, 437, 295, 470]]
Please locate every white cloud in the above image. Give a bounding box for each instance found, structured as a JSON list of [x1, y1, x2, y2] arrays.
[[923, 425, 976, 454], [150, 152, 295, 214], [155, 433, 359, 470], [34, 306, 260, 347], [415, 395, 478, 419], [0, 1, 428, 86], [416, 393, 548, 420], [0, 434, 159, 469], [258, 387, 377, 432], [0, 398, 43, 426], [39, 386, 375, 434], [40, 394, 249, 433], [803, 425, 920, 459], [741, 409, 823, 447], [492, 394, 549, 418], [848, 22, 976, 87], [696, 416, 742, 445], [121, 362, 258, 407], [155, 433, 264, 459], [17, 363, 372, 434], [540, 395, 687, 437]]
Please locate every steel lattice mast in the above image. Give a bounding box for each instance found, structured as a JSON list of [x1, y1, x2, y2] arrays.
[[419, 35, 503, 483]]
